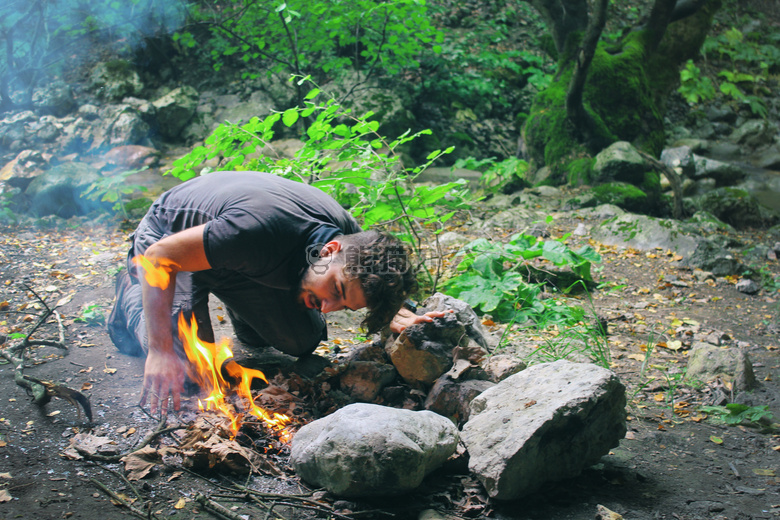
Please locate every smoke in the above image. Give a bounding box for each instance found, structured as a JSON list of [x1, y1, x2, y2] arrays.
[[0, 0, 189, 106]]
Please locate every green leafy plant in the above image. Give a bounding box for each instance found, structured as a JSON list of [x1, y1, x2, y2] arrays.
[[453, 156, 530, 194], [678, 60, 716, 104], [700, 403, 776, 431], [694, 26, 777, 117], [82, 169, 149, 219], [442, 230, 601, 323], [74, 303, 106, 326], [167, 78, 470, 288]]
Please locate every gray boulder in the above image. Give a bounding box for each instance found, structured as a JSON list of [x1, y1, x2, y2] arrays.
[[153, 86, 200, 140], [691, 187, 779, 229], [290, 403, 458, 497], [660, 145, 695, 177], [729, 119, 776, 149], [691, 155, 746, 186], [216, 90, 276, 125], [386, 312, 471, 386], [32, 80, 76, 117], [754, 144, 780, 170], [424, 374, 494, 425], [421, 293, 492, 350], [592, 213, 742, 275], [89, 60, 144, 102], [90, 105, 150, 151], [461, 360, 626, 500], [592, 141, 648, 185], [24, 162, 103, 218], [339, 344, 397, 402], [686, 342, 757, 391]]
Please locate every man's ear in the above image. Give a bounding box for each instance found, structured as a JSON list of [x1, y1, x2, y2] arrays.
[[319, 239, 343, 258]]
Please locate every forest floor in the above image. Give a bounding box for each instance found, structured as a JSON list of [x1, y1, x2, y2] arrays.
[[0, 210, 779, 520]]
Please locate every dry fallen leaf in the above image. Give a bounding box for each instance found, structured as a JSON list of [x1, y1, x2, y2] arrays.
[[62, 433, 117, 460], [121, 446, 176, 481], [0, 472, 11, 479], [174, 497, 187, 509], [81, 382, 93, 391], [103, 363, 117, 375], [167, 471, 184, 482], [0, 489, 13, 503], [56, 293, 74, 307], [753, 468, 776, 476]]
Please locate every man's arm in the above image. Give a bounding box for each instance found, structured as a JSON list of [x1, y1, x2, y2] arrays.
[[138, 224, 212, 416]]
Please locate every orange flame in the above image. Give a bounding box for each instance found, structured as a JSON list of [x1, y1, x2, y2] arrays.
[[177, 313, 291, 438], [132, 255, 180, 290]]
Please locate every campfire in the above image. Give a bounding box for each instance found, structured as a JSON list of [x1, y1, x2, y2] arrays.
[[178, 313, 292, 439], [133, 254, 292, 440]]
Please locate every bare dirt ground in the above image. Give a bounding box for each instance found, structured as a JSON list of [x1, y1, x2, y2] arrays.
[[1, 211, 779, 520]]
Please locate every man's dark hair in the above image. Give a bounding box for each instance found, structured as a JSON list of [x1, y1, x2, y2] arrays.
[[338, 230, 417, 334]]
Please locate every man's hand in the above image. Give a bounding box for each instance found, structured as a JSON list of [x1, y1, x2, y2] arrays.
[[390, 308, 453, 334], [140, 348, 186, 417]]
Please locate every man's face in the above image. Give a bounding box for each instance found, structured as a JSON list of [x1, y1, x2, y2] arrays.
[[299, 244, 367, 313]]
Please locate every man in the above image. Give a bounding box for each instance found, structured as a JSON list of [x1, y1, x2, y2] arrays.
[[108, 171, 438, 415]]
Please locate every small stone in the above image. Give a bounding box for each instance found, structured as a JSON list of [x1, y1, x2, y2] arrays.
[[735, 278, 760, 295]]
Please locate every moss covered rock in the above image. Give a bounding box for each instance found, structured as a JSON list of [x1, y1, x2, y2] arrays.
[[592, 182, 650, 213]]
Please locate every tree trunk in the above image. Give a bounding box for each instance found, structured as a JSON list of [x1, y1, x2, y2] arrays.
[[521, 0, 722, 183]]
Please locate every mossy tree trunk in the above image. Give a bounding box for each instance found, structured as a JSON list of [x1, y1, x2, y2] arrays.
[[520, 0, 722, 184]]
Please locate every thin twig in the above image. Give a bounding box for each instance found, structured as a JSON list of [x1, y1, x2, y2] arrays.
[[194, 493, 248, 520], [89, 477, 156, 520], [90, 462, 144, 502], [76, 418, 185, 462]]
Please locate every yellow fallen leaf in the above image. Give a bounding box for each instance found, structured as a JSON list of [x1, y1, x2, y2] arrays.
[[654, 393, 666, 402], [710, 436, 723, 444], [81, 382, 93, 391], [0, 489, 12, 502], [104, 363, 117, 375], [666, 340, 683, 351], [174, 497, 187, 509], [47, 410, 61, 417], [0, 440, 6, 447], [55, 294, 74, 307], [0, 472, 11, 479], [627, 354, 645, 362], [753, 468, 776, 476]]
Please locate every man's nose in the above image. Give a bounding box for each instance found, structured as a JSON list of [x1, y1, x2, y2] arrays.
[[320, 299, 341, 313]]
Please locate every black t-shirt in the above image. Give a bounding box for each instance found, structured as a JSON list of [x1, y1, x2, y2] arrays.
[[146, 171, 361, 289]]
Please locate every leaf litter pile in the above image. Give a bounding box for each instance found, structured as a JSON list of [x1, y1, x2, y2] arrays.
[[1, 218, 780, 520]]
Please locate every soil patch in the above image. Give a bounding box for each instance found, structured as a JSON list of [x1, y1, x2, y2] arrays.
[[0, 215, 779, 520]]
